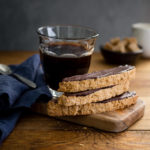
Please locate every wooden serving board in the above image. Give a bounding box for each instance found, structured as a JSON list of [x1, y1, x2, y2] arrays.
[[56, 99, 145, 132]]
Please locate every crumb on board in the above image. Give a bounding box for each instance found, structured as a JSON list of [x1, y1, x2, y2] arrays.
[[79, 143, 84, 146], [83, 127, 87, 130]]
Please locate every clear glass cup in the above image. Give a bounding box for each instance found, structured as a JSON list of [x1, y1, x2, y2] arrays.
[[37, 25, 99, 90]]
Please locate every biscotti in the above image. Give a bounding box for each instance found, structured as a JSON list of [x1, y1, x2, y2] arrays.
[[58, 81, 130, 106], [32, 92, 138, 116], [58, 65, 136, 92]]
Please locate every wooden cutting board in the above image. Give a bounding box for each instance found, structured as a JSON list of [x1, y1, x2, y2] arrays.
[[33, 99, 145, 132], [57, 99, 145, 132]]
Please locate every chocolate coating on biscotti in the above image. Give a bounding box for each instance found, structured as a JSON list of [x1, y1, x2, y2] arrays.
[[99, 91, 136, 103], [32, 91, 138, 116], [64, 85, 114, 97], [58, 82, 130, 106], [62, 65, 134, 82], [57, 91, 135, 104]]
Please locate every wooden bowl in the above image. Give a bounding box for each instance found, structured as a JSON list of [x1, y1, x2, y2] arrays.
[[100, 46, 143, 65]]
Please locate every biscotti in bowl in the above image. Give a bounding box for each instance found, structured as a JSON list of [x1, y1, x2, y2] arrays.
[[100, 37, 143, 64]]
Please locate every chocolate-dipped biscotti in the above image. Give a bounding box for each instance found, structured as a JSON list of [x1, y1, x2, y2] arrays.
[[32, 65, 137, 116], [58, 81, 130, 106], [58, 65, 135, 92], [33, 92, 138, 116]]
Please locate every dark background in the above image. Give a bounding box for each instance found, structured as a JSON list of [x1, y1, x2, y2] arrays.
[[0, 0, 150, 51]]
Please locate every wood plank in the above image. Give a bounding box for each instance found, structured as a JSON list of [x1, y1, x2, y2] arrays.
[[1, 110, 150, 150], [0, 51, 37, 65], [1, 121, 150, 150], [129, 97, 150, 130]]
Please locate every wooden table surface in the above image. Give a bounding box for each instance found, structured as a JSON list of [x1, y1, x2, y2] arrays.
[[0, 51, 150, 150]]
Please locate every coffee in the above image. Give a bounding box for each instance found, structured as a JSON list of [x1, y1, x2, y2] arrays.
[[40, 43, 91, 90]]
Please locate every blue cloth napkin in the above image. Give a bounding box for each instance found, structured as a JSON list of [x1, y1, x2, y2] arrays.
[[0, 54, 52, 144]]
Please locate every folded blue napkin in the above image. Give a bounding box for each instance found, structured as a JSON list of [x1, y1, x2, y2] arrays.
[[0, 54, 52, 144]]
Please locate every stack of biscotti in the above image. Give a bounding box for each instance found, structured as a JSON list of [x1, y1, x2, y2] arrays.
[[33, 65, 138, 116]]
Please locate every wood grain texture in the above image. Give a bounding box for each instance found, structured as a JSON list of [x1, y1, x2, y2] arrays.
[[0, 51, 150, 150], [58, 99, 145, 132]]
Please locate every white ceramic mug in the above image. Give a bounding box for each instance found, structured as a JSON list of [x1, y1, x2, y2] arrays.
[[132, 23, 150, 58]]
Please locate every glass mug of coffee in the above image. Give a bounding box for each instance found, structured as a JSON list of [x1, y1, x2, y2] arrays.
[[37, 25, 99, 90]]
